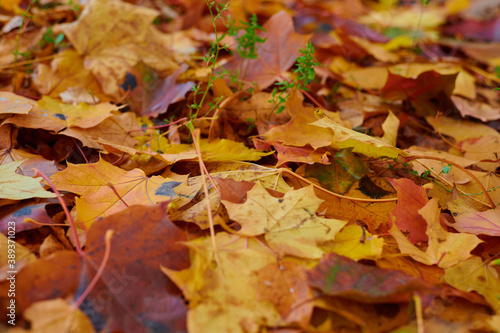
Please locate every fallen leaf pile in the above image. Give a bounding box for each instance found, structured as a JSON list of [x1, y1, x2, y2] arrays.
[[1, 0, 500, 332]]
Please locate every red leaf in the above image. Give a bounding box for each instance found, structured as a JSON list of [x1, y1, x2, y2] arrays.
[[388, 178, 428, 244]]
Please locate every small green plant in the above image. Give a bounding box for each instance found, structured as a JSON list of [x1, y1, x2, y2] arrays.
[[494, 66, 500, 91], [68, 0, 81, 12], [189, 1, 231, 121], [13, 0, 39, 64], [268, 41, 320, 114], [230, 14, 266, 60], [226, 13, 266, 89], [39, 27, 66, 48]]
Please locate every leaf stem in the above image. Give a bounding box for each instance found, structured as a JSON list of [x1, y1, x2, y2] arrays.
[[279, 168, 398, 203], [72, 230, 114, 311], [33, 168, 86, 258]]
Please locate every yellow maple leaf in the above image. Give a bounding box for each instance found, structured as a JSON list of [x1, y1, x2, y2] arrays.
[[312, 114, 404, 159], [389, 198, 482, 268], [162, 233, 282, 333], [0, 160, 56, 200], [444, 256, 500, 313], [50, 158, 181, 226], [16, 298, 94, 333], [34, 49, 108, 102], [318, 224, 384, 261], [169, 162, 290, 229], [37, 96, 119, 129], [59, 0, 177, 97], [223, 182, 348, 259]]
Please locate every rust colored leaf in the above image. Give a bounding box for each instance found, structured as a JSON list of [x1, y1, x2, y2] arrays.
[[216, 177, 255, 203], [274, 143, 330, 166], [381, 71, 458, 116], [81, 203, 189, 332], [388, 178, 429, 244], [15, 251, 82, 313], [307, 252, 435, 303], [256, 260, 313, 327]]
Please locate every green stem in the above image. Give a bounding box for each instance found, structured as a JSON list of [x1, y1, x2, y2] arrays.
[[404, 155, 496, 209]]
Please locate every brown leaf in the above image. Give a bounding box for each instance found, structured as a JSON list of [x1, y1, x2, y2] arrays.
[[308, 253, 435, 303], [82, 203, 189, 332]]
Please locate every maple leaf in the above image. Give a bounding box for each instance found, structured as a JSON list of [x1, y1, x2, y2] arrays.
[[381, 71, 458, 116], [0, 91, 34, 115], [426, 115, 500, 143], [82, 203, 189, 332], [15, 299, 94, 333], [58, 0, 177, 97], [461, 135, 500, 172], [3, 97, 138, 152], [389, 198, 483, 268], [36, 96, 119, 128], [223, 10, 311, 89], [339, 63, 475, 99], [388, 178, 429, 244], [170, 162, 290, 229], [15, 251, 82, 313], [443, 256, 500, 313], [34, 49, 108, 102], [315, 183, 396, 234], [318, 224, 384, 261], [449, 207, 500, 236], [311, 114, 404, 159], [140, 64, 194, 117], [452, 95, 500, 122], [255, 260, 314, 327], [308, 252, 435, 303], [162, 233, 282, 333], [261, 91, 403, 158], [156, 139, 272, 165], [406, 147, 475, 184], [0, 199, 59, 234], [10, 204, 188, 331], [59, 111, 141, 151], [50, 158, 182, 225], [273, 143, 330, 166], [261, 91, 335, 149], [304, 148, 370, 194], [0, 160, 56, 200], [222, 182, 347, 259]]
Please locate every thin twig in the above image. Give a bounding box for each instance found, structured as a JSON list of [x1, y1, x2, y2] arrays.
[[191, 128, 220, 268]]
